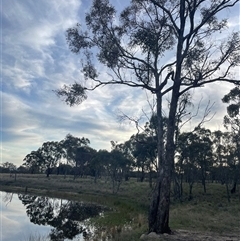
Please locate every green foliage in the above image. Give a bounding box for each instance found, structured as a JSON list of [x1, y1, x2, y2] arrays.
[[54, 83, 87, 106], [222, 86, 240, 129]]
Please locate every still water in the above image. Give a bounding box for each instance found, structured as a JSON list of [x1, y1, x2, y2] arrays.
[[1, 191, 109, 241]]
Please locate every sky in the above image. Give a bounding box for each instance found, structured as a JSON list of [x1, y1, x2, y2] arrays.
[[1, 0, 240, 167]]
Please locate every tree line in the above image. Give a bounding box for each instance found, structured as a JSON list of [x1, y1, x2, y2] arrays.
[[4, 121, 239, 197], [3, 86, 239, 196]]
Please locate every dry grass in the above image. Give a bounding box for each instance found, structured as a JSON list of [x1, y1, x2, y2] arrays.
[[170, 183, 240, 234]]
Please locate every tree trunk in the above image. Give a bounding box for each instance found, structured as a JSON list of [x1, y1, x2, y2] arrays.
[[202, 179, 206, 193], [148, 89, 173, 234], [173, 173, 181, 201], [148, 1, 185, 233], [140, 167, 145, 182], [231, 166, 239, 194], [231, 181, 237, 194], [149, 169, 153, 189], [94, 171, 97, 184], [226, 182, 231, 202], [201, 163, 207, 193], [46, 167, 50, 178], [148, 70, 181, 233], [189, 182, 193, 200], [148, 167, 171, 233]]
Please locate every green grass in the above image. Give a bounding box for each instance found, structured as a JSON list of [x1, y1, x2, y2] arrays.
[[1, 173, 240, 241]]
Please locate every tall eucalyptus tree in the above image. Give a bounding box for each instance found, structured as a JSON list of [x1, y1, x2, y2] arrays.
[[56, 0, 240, 233]]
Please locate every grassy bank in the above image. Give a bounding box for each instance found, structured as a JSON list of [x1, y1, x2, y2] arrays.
[[1, 173, 240, 240]]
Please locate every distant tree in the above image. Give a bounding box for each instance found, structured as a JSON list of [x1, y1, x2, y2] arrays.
[[56, 0, 240, 234], [177, 127, 213, 199], [1, 162, 17, 173], [61, 134, 90, 166], [53, 163, 73, 175], [129, 133, 157, 185], [23, 150, 44, 174], [195, 128, 213, 193], [22, 135, 93, 178], [39, 141, 65, 177], [177, 132, 198, 199], [94, 142, 132, 193], [17, 165, 28, 174], [112, 141, 135, 182], [222, 86, 240, 194], [222, 86, 240, 133], [224, 132, 239, 197], [23, 141, 65, 176], [89, 149, 109, 183], [74, 145, 96, 178], [211, 130, 227, 184], [130, 134, 148, 182]]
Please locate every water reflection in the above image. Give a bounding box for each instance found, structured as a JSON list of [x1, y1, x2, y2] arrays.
[[2, 191, 109, 241], [2, 192, 13, 206]]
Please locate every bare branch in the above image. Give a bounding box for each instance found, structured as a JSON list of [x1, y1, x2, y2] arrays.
[[117, 110, 144, 136], [197, 100, 216, 128]]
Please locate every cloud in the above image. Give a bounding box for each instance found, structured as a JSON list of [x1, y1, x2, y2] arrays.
[[1, 0, 239, 167], [2, 0, 83, 92], [1, 84, 139, 165]]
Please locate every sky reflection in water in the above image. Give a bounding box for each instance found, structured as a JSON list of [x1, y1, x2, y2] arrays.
[[1, 191, 107, 241]]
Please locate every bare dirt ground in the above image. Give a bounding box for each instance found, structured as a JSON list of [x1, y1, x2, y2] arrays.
[[140, 229, 240, 241]]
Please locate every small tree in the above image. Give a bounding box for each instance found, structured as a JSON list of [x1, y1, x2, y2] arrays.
[[129, 133, 157, 185], [212, 130, 228, 185], [97, 141, 133, 193]]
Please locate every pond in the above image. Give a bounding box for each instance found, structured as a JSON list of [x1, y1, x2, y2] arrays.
[[1, 191, 110, 241]]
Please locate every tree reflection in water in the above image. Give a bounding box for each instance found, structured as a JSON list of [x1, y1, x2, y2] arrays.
[[18, 194, 107, 240]]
